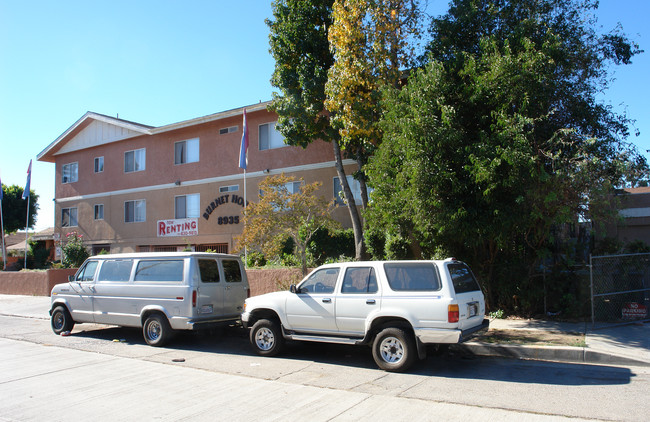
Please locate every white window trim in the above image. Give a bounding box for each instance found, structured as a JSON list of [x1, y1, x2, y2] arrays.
[[124, 148, 146, 173], [258, 121, 287, 151]]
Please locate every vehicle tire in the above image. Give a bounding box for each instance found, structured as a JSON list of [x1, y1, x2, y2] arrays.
[[250, 319, 284, 357], [143, 314, 172, 347], [51, 305, 74, 335], [372, 327, 416, 372]]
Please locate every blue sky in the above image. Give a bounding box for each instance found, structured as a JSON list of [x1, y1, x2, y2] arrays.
[[1, 0, 648, 231]]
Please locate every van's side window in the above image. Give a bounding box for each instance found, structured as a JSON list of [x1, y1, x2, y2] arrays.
[[222, 260, 242, 283], [198, 259, 220, 283], [98, 260, 133, 282], [135, 260, 184, 282], [76, 260, 99, 282]]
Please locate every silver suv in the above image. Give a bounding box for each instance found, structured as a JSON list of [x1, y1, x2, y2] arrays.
[[242, 259, 488, 371]]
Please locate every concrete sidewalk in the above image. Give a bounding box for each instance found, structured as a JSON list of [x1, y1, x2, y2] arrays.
[[1, 294, 648, 367]]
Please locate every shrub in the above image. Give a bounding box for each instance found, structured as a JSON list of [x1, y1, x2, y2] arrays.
[[60, 231, 89, 268]]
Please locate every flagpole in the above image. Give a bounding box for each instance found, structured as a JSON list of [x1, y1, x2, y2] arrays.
[[24, 194, 30, 269], [243, 169, 247, 266]]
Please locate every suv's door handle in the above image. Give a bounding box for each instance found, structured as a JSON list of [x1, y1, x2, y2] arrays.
[[322, 298, 332, 303], [366, 299, 376, 304]]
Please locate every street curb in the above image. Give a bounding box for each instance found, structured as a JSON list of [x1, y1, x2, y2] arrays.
[[452, 342, 650, 367]]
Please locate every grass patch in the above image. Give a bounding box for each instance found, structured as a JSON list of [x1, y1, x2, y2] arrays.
[[476, 329, 586, 347]]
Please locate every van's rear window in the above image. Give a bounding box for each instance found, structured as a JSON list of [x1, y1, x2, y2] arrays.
[[135, 260, 184, 282], [384, 263, 441, 291], [448, 263, 481, 293]]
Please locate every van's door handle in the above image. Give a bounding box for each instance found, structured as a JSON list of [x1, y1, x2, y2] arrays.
[[366, 299, 376, 304], [322, 298, 331, 303]]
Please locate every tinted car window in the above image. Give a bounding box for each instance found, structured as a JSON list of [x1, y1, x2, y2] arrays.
[[135, 260, 184, 282], [448, 263, 481, 293], [384, 263, 441, 291], [341, 267, 378, 294], [198, 259, 220, 283], [222, 260, 242, 283], [98, 260, 133, 282]]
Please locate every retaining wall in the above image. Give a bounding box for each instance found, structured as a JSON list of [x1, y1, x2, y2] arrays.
[[0, 268, 305, 297]]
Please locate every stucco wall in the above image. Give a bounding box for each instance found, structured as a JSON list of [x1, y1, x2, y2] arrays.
[[0, 268, 304, 297]]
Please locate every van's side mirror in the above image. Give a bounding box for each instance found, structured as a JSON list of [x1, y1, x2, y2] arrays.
[[290, 284, 298, 294], [68, 275, 75, 282]]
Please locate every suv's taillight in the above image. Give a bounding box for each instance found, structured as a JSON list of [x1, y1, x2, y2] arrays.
[[192, 290, 197, 308], [448, 304, 459, 323]]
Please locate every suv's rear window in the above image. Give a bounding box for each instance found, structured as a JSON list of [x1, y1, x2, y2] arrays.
[[384, 263, 441, 291], [448, 263, 481, 293]]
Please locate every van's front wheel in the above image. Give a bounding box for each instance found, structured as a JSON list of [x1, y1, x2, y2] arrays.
[[51, 306, 74, 335], [143, 314, 172, 347]]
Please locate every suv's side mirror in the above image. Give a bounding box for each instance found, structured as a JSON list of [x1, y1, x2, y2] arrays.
[[290, 284, 298, 294]]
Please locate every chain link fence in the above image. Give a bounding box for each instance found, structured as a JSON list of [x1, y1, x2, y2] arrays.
[[590, 253, 650, 328]]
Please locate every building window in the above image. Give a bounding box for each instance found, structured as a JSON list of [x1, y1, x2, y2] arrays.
[[175, 194, 200, 219], [174, 138, 199, 165], [259, 122, 286, 150], [334, 175, 367, 205], [94, 204, 104, 220], [62, 207, 78, 227], [124, 148, 146, 173], [62, 162, 78, 183], [125, 200, 146, 223], [94, 157, 104, 173], [219, 126, 238, 135], [219, 185, 239, 193]]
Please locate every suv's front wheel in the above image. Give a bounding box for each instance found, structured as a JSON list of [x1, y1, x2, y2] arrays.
[[250, 319, 284, 356], [372, 327, 416, 372]]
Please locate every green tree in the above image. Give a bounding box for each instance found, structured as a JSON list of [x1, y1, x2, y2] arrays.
[[1, 184, 39, 233], [235, 173, 340, 275], [267, 0, 368, 260], [367, 0, 648, 310]]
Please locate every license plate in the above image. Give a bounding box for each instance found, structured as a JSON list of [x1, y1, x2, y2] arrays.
[[468, 303, 478, 317], [200, 304, 213, 314]]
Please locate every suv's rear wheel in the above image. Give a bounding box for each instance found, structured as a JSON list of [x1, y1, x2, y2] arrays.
[[250, 319, 284, 356], [51, 305, 74, 335], [143, 314, 172, 347], [372, 327, 416, 372]]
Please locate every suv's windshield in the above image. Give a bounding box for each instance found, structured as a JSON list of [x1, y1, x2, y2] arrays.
[[448, 263, 481, 293]]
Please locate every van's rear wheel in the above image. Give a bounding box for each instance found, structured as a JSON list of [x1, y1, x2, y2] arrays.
[[51, 306, 74, 335], [250, 319, 283, 356], [372, 327, 416, 372], [143, 314, 172, 347]]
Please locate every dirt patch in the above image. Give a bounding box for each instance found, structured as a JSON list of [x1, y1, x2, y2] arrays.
[[475, 329, 586, 347]]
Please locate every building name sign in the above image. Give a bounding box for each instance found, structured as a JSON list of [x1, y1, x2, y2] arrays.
[[157, 218, 199, 237], [203, 194, 248, 221]]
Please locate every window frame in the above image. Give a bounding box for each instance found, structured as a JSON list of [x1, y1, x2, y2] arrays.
[[219, 185, 239, 193], [61, 207, 78, 227], [174, 138, 200, 165], [124, 148, 146, 173], [258, 121, 287, 151], [124, 199, 146, 223], [62, 162, 79, 184], [174, 193, 200, 219], [94, 156, 104, 173], [94, 204, 104, 220]]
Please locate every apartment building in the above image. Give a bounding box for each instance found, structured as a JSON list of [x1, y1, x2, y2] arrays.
[[37, 102, 358, 256]]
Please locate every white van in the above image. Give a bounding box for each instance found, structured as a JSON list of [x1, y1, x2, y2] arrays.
[[50, 252, 250, 346]]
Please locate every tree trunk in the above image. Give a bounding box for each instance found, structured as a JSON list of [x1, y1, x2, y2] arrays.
[[332, 140, 367, 260]]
